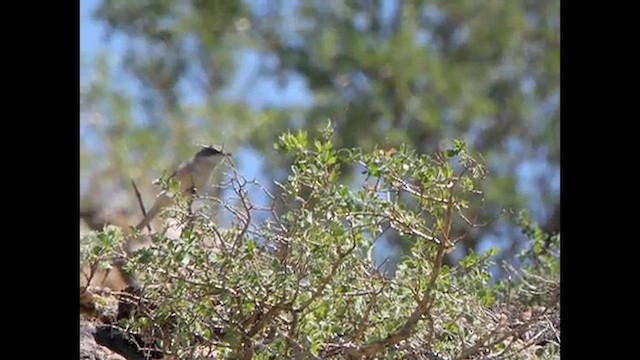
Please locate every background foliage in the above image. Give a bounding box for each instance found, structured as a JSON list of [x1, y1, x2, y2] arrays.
[[81, 0, 559, 277]]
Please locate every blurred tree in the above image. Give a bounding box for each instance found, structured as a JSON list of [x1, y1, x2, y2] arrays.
[[251, 0, 559, 262], [81, 0, 263, 219], [81, 0, 559, 268]]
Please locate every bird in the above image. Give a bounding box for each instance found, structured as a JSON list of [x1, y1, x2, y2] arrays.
[[115, 145, 230, 293], [135, 145, 231, 232]]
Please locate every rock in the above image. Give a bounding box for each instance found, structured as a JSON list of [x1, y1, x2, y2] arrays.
[[80, 320, 127, 360], [94, 325, 162, 360]]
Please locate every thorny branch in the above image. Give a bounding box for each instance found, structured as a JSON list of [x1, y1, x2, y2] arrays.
[[328, 170, 464, 359], [95, 153, 558, 359]]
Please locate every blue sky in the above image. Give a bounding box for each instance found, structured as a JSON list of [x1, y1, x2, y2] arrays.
[[80, 0, 100, 54], [81, 0, 125, 60]]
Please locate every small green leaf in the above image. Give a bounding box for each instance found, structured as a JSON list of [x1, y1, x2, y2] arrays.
[[369, 164, 380, 177]]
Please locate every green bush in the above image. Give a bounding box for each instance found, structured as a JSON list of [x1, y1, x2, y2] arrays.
[[80, 123, 559, 359]]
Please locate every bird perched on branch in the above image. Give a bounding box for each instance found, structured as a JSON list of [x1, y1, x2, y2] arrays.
[[116, 145, 231, 293], [135, 145, 231, 231]]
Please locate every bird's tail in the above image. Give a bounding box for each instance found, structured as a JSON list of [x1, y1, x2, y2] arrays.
[[135, 194, 173, 231]]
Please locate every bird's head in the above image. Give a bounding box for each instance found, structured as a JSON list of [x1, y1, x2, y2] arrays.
[[194, 145, 232, 159]]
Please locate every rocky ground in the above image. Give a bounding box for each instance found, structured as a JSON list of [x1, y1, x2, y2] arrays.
[[80, 286, 162, 360]]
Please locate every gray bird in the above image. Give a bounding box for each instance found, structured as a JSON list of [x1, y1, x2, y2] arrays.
[[117, 145, 230, 292], [135, 145, 231, 231]]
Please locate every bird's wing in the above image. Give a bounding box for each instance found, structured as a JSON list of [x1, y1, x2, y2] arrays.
[[152, 161, 187, 186]]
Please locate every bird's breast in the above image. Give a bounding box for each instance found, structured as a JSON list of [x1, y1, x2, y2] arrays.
[[190, 159, 219, 192]]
